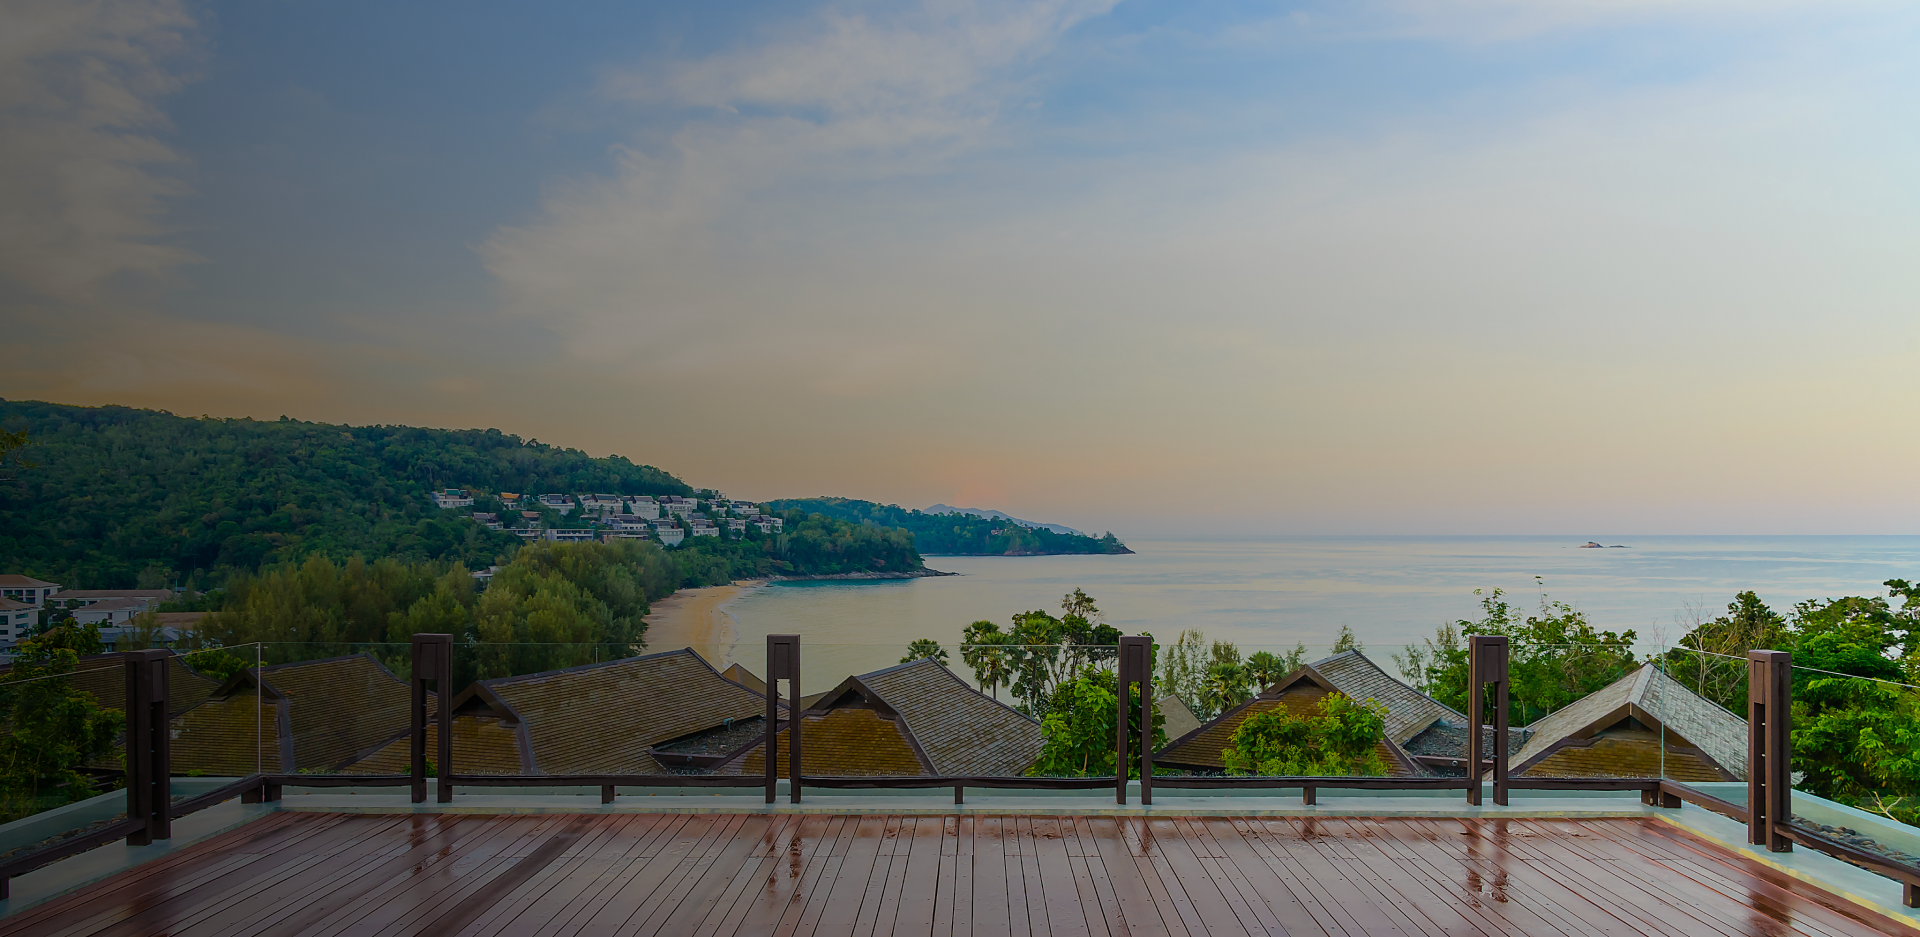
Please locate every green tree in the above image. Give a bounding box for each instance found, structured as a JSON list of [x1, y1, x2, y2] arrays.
[[1332, 625, 1363, 653], [1202, 661, 1252, 717], [1158, 629, 1208, 719], [1244, 651, 1287, 691], [184, 648, 251, 682], [1664, 591, 1788, 713], [1221, 693, 1388, 777], [1028, 670, 1165, 778], [903, 639, 949, 666], [0, 625, 126, 820], [763, 498, 1132, 557], [961, 620, 1014, 700], [1411, 585, 1637, 725]]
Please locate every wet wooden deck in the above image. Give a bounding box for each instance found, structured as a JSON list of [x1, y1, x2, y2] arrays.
[[1, 812, 1911, 937]]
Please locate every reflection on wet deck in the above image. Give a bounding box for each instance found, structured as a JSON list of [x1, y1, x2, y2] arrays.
[[1, 812, 1911, 937]]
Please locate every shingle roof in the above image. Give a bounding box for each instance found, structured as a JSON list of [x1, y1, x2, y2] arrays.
[[0, 651, 219, 716], [715, 658, 1042, 778], [1157, 694, 1201, 741], [856, 658, 1043, 777], [1309, 650, 1466, 745], [1512, 662, 1747, 780], [169, 653, 417, 774], [1156, 665, 1425, 777], [731, 709, 928, 776], [344, 719, 525, 775], [455, 648, 766, 775]]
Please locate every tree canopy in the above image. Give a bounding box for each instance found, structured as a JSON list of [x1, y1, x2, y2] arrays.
[[0, 400, 690, 589], [764, 498, 1129, 556]]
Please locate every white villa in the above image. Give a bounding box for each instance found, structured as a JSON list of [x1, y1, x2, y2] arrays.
[[431, 489, 474, 509], [537, 494, 576, 515]]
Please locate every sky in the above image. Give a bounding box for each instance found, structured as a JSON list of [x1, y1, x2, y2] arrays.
[[2, 0, 1918, 537]]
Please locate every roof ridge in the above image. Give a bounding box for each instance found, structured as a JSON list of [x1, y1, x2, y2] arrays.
[[1312, 648, 1468, 721], [479, 646, 702, 686]]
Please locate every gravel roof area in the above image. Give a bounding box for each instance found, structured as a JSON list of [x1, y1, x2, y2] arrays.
[[653, 716, 768, 756], [1795, 818, 1920, 877]]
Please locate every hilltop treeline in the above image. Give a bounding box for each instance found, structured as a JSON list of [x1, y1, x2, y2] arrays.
[[765, 498, 1129, 556], [0, 400, 687, 587]]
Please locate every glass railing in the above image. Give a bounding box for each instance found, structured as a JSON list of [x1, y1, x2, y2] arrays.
[[40, 632, 1802, 796], [0, 660, 133, 824], [167, 642, 265, 780], [1787, 656, 1920, 829], [1649, 649, 1750, 790]]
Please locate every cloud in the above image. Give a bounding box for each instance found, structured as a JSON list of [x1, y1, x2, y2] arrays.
[[1371, 0, 1907, 40], [0, 0, 202, 300], [481, 0, 1115, 389]]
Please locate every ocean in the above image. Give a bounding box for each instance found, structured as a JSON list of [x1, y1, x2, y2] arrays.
[[714, 536, 1920, 691]]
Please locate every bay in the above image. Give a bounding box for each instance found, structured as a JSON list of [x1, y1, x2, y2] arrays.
[[715, 536, 1920, 691]]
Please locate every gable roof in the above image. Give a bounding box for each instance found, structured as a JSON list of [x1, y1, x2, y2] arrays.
[[0, 651, 218, 716], [1511, 662, 1747, 779], [854, 658, 1042, 777], [1157, 694, 1201, 741], [452, 648, 766, 775], [717, 657, 1042, 778], [1310, 650, 1466, 745], [1156, 663, 1426, 777], [171, 653, 417, 774]]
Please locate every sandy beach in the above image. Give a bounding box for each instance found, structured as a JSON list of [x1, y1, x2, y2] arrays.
[[641, 581, 763, 667]]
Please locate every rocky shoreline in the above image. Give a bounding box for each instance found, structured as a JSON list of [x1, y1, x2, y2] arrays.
[[759, 568, 958, 582]]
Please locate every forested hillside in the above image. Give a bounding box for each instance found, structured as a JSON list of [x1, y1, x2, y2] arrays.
[[766, 498, 1130, 555], [0, 400, 691, 588]]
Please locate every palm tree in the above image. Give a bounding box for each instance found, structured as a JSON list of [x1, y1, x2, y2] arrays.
[[1202, 661, 1252, 718], [1244, 651, 1286, 693], [961, 621, 1013, 700]]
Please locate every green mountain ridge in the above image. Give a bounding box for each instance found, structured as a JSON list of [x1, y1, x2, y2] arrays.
[[765, 497, 1131, 556], [0, 400, 920, 589]]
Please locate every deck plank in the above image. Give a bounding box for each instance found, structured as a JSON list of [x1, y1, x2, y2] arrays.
[[5, 812, 1916, 937]]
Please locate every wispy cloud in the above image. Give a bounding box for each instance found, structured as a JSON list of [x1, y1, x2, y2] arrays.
[[481, 0, 1114, 388], [0, 0, 202, 300]]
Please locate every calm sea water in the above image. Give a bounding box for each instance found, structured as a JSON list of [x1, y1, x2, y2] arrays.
[[718, 536, 1920, 691]]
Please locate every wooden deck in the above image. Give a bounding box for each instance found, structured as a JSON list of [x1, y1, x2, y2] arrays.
[[2, 812, 1912, 937]]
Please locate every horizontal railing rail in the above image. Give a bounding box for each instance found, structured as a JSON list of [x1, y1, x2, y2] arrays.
[[0, 818, 149, 896], [1780, 821, 1920, 908], [1658, 779, 1748, 823], [167, 775, 268, 820]]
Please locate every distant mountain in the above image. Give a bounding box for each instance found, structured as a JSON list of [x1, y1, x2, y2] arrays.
[[766, 498, 1130, 556], [924, 505, 1086, 537]]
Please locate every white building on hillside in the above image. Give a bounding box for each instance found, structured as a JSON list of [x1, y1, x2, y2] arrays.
[[538, 494, 575, 515], [0, 597, 34, 646], [0, 575, 61, 606], [654, 525, 685, 546], [625, 497, 660, 519], [544, 529, 597, 543], [431, 489, 474, 509]]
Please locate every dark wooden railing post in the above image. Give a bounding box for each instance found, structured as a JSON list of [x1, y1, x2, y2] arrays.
[[411, 634, 453, 804], [1749, 649, 1792, 852], [123, 649, 171, 845], [1466, 636, 1510, 806], [767, 635, 800, 804], [1116, 636, 1152, 806]]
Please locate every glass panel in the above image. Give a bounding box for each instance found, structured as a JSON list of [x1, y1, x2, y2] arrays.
[[1789, 658, 1920, 827], [0, 660, 133, 823], [1652, 647, 1750, 792], [447, 641, 762, 777], [169, 642, 264, 780], [238, 643, 416, 777]]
